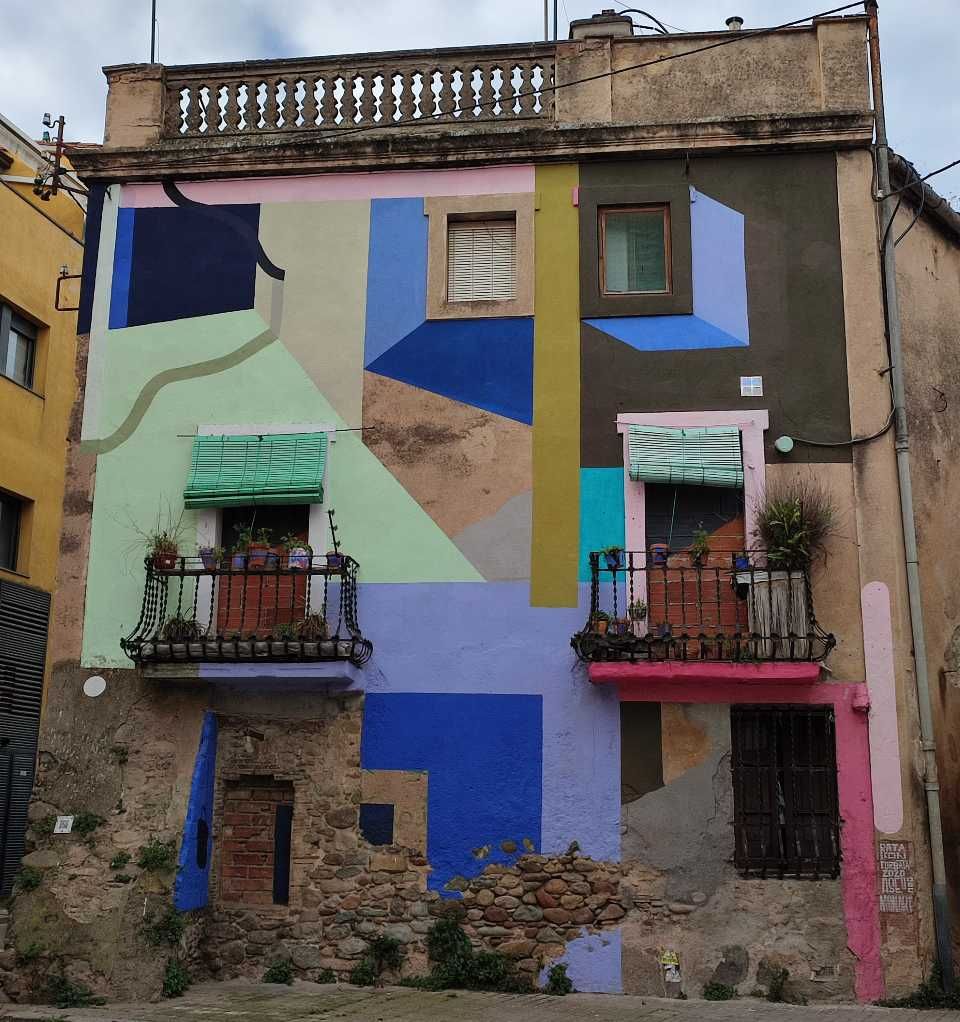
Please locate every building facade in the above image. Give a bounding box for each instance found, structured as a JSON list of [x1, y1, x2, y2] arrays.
[[0, 114, 85, 898], [5, 10, 959, 1004]]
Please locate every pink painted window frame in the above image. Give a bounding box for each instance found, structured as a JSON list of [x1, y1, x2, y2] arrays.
[[616, 409, 769, 573]]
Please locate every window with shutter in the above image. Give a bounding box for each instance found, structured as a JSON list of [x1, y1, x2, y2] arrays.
[[600, 206, 671, 295], [446, 218, 517, 302]]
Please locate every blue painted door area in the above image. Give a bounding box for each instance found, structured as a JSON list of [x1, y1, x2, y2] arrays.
[[361, 693, 543, 891], [174, 712, 218, 911]]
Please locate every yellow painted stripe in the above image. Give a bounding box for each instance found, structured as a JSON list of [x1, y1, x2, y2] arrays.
[[531, 164, 580, 607]]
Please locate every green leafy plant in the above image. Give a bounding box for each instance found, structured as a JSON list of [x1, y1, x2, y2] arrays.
[[162, 958, 191, 998], [690, 525, 711, 564], [766, 967, 790, 1003], [877, 964, 960, 1010], [16, 941, 44, 965], [299, 612, 329, 641], [231, 523, 254, 554], [160, 614, 204, 642], [263, 958, 295, 985], [34, 815, 57, 837], [110, 851, 131, 870], [544, 962, 574, 996], [15, 866, 42, 892], [703, 981, 737, 1000], [138, 838, 177, 871], [316, 968, 336, 984], [46, 975, 106, 1008], [349, 934, 404, 986], [627, 599, 647, 621], [272, 621, 300, 641], [755, 479, 836, 571], [73, 811, 104, 836], [254, 527, 273, 545], [145, 906, 185, 947], [349, 959, 378, 987]]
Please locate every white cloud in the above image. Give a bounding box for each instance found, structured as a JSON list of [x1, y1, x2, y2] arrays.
[[1, 0, 956, 200]]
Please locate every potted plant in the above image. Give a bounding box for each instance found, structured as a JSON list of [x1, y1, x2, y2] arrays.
[[230, 525, 253, 570], [148, 531, 179, 571], [590, 610, 611, 635], [271, 621, 299, 656], [649, 543, 669, 567], [326, 549, 344, 570], [627, 599, 647, 637], [299, 612, 328, 656], [248, 528, 275, 570], [746, 479, 837, 657], [198, 545, 224, 571], [601, 546, 624, 570], [160, 614, 204, 659], [281, 534, 311, 571], [690, 526, 710, 568]]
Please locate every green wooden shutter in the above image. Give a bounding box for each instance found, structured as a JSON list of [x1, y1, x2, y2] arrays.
[[183, 433, 328, 508], [628, 425, 743, 488]]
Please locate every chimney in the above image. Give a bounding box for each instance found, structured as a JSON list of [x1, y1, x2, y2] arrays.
[[569, 9, 635, 40], [725, 16, 744, 30]]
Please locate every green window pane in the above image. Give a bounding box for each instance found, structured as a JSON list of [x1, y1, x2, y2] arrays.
[[603, 210, 667, 294]]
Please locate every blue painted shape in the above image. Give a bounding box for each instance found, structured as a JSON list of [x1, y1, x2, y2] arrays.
[[583, 314, 748, 351], [583, 186, 749, 352], [77, 184, 105, 335], [366, 318, 534, 424], [538, 928, 623, 993], [579, 468, 625, 582], [121, 204, 260, 328], [690, 187, 748, 343], [108, 206, 135, 330], [361, 692, 542, 890], [174, 711, 218, 911], [359, 803, 395, 846], [364, 198, 428, 367]]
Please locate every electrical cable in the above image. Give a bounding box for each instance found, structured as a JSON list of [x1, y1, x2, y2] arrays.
[[878, 156, 960, 199], [149, 0, 866, 169], [787, 407, 895, 448]]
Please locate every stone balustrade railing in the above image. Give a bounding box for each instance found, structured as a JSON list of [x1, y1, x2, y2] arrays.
[[162, 44, 556, 139]]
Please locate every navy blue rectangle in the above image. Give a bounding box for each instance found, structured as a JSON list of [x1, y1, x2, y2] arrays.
[[272, 803, 293, 905], [359, 803, 394, 846], [77, 183, 105, 335]]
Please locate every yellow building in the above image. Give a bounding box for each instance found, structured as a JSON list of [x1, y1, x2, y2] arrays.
[[0, 111, 85, 892]]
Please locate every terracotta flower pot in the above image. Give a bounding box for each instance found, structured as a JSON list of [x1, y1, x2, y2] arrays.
[[152, 552, 178, 571]]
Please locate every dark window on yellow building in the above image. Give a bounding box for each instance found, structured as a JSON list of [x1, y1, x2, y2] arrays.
[[599, 206, 671, 295], [0, 494, 22, 572], [0, 304, 37, 390]]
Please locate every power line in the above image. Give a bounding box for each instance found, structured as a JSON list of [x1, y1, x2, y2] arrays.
[[882, 157, 960, 199], [157, 1, 866, 168]]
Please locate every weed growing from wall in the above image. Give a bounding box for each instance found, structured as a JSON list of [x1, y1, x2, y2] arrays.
[[109, 851, 131, 870], [137, 838, 177, 871], [263, 959, 295, 985], [544, 963, 574, 995], [350, 935, 404, 986], [46, 975, 106, 1008], [14, 866, 42, 892], [877, 965, 960, 1010], [703, 981, 737, 1000], [162, 959, 191, 998], [144, 907, 185, 947]]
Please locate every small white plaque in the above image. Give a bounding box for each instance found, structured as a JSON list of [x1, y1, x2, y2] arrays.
[[54, 815, 74, 834]]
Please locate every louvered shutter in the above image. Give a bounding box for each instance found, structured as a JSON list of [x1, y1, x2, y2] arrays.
[[447, 219, 517, 301], [628, 425, 744, 489], [183, 433, 328, 508]]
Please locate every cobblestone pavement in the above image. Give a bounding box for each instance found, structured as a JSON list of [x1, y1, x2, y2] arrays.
[[2, 980, 957, 1022]]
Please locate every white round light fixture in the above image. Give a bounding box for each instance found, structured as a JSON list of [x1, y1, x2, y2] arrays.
[[83, 675, 107, 698]]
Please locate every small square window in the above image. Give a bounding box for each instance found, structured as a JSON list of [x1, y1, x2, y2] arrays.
[[446, 217, 517, 302], [740, 376, 763, 398], [600, 206, 671, 296], [359, 803, 395, 846], [0, 493, 22, 572], [0, 304, 38, 390]]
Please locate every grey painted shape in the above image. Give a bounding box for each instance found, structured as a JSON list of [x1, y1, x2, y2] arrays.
[[621, 703, 734, 901], [451, 491, 532, 581]]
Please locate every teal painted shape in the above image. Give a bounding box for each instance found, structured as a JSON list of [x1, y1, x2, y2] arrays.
[[579, 468, 625, 582]]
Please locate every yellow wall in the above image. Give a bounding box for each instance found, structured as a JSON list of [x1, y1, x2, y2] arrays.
[[0, 136, 84, 595]]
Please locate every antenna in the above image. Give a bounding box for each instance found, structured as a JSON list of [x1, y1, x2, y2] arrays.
[[150, 0, 158, 62]]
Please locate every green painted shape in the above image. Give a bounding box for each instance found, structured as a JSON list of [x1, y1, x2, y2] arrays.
[[82, 317, 481, 667], [184, 432, 328, 507]]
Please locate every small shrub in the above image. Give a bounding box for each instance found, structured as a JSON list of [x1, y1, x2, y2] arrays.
[[34, 816, 57, 837], [162, 958, 191, 998], [46, 974, 106, 1008], [877, 964, 960, 1010], [404, 916, 527, 994], [73, 811, 104, 837], [16, 941, 44, 965], [263, 958, 294, 985], [113, 873, 134, 884], [15, 866, 42, 892], [138, 838, 177, 871], [766, 968, 791, 1003], [316, 968, 336, 984], [110, 851, 131, 870], [427, 915, 471, 964], [145, 906, 185, 947], [367, 934, 403, 973], [544, 963, 574, 996], [703, 981, 737, 1001], [349, 959, 378, 987]]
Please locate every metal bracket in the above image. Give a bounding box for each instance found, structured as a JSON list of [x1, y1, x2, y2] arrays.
[[55, 273, 81, 312]]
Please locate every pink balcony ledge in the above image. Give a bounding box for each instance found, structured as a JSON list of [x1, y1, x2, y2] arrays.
[[588, 660, 823, 688]]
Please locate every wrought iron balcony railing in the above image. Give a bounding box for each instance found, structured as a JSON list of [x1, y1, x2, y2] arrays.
[[121, 554, 373, 667], [572, 550, 834, 664]]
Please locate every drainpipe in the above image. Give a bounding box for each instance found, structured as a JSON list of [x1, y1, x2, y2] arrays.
[[865, 0, 954, 990]]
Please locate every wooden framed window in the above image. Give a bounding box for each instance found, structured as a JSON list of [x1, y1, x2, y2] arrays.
[[446, 216, 517, 302], [0, 304, 38, 391], [599, 205, 671, 296], [731, 705, 841, 879]]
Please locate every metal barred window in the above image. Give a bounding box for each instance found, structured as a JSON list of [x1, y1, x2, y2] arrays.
[[447, 218, 517, 301], [731, 705, 841, 879]]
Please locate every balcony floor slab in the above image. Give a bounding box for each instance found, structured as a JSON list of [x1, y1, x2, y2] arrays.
[[142, 661, 367, 687]]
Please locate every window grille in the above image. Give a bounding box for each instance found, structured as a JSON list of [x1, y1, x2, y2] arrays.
[[447, 218, 517, 301], [731, 705, 841, 879]]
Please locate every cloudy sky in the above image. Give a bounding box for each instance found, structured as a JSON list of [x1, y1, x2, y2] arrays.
[[2, 0, 957, 203]]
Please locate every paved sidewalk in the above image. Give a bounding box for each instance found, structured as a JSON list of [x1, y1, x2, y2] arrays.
[[1, 980, 957, 1021]]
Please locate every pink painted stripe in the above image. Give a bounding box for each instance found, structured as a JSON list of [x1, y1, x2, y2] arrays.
[[598, 673, 884, 1002], [861, 581, 904, 834], [120, 165, 536, 208], [589, 661, 822, 685]]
